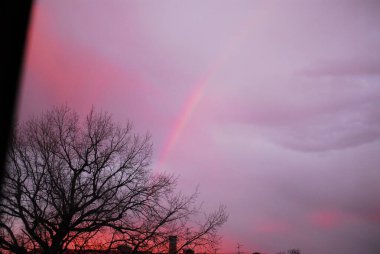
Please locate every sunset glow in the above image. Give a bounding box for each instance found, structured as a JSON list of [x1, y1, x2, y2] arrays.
[[18, 1, 380, 254]]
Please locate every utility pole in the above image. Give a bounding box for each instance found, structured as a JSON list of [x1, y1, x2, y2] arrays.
[[237, 243, 243, 254]]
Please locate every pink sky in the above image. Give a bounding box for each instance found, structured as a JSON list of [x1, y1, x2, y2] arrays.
[[18, 1, 380, 253]]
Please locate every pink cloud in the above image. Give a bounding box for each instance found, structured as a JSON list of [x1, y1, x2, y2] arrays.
[[18, 1, 380, 254], [310, 210, 342, 229], [21, 2, 157, 119], [256, 220, 290, 234], [308, 209, 359, 230]]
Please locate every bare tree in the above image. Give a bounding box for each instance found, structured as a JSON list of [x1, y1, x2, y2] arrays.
[[0, 106, 227, 254], [287, 249, 300, 254]]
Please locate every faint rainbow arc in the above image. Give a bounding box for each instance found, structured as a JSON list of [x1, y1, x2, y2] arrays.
[[158, 61, 223, 167], [158, 3, 273, 166]]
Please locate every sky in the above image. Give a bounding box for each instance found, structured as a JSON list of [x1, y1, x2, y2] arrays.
[[18, 0, 380, 253]]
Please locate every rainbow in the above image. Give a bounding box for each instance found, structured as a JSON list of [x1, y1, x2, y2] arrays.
[[158, 2, 273, 167]]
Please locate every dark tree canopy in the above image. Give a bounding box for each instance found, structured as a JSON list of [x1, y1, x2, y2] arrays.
[[0, 106, 227, 254]]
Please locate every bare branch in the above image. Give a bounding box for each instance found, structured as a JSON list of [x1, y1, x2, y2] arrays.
[[1, 106, 227, 254]]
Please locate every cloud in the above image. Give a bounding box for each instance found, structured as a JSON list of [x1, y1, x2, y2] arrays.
[[19, 1, 380, 254], [20, 2, 164, 130], [269, 105, 380, 152], [298, 55, 380, 77]]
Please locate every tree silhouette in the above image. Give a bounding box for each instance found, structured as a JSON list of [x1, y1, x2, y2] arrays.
[[0, 106, 227, 254]]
